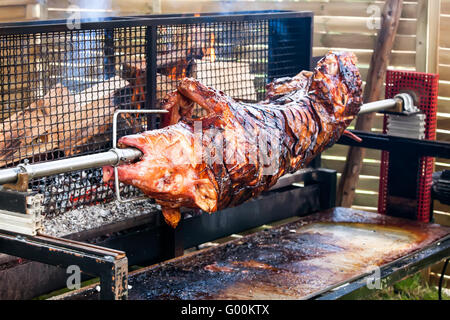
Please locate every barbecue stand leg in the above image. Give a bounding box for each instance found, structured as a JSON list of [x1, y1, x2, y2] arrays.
[[0, 231, 128, 300], [304, 168, 337, 210], [100, 255, 129, 300]]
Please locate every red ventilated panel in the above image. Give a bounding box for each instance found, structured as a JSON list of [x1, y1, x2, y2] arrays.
[[378, 70, 439, 222]]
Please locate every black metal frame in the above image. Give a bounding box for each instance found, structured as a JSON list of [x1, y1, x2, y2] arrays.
[[0, 168, 333, 299], [2, 131, 449, 300], [55, 208, 450, 301], [0, 231, 128, 300], [338, 130, 450, 159], [0, 11, 314, 34], [338, 130, 450, 220]]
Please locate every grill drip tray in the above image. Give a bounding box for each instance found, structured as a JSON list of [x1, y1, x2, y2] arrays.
[[58, 208, 450, 300]]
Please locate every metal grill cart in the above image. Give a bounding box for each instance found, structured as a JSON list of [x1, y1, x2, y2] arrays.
[[0, 11, 449, 300]]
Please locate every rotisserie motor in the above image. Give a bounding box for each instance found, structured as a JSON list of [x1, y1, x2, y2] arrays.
[[103, 51, 363, 227]]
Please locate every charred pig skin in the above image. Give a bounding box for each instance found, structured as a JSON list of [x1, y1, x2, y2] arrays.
[[103, 51, 363, 227]]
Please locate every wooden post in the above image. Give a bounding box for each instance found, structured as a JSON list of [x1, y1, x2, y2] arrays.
[[426, 0, 440, 74], [337, 0, 404, 207], [417, 0, 441, 286], [416, 0, 441, 73], [416, 0, 428, 72]]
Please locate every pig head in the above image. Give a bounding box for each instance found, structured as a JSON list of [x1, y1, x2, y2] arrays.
[[103, 121, 218, 228]]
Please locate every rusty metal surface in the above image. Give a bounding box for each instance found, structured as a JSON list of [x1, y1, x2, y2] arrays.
[[61, 208, 450, 300]]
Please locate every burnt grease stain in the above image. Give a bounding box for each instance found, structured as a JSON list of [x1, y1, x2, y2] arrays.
[[64, 208, 450, 300]]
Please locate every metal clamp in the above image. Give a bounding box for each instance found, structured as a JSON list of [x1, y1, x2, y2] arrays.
[[394, 93, 418, 113], [111, 109, 168, 203], [3, 160, 31, 192]]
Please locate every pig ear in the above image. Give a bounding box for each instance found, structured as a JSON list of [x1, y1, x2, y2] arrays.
[[177, 78, 228, 115]]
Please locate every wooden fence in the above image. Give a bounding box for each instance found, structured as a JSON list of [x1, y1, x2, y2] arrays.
[[44, 0, 152, 19], [0, 0, 46, 21]]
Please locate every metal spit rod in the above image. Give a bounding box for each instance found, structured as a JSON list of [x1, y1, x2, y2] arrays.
[[358, 98, 398, 115], [0, 109, 169, 186], [0, 148, 143, 185], [0, 95, 412, 186], [358, 93, 414, 115]]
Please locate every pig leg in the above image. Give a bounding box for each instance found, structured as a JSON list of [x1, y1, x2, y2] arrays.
[[158, 201, 182, 228], [161, 90, 194, 127], [177, 78, 229, 115], [162, 78, 231, 128]]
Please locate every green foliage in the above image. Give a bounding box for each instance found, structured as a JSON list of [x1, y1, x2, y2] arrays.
[[368, 272, 450, 300]]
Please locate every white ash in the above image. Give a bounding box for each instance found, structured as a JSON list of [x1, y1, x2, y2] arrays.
[[43, 200, 160, 237], [34, 168, 143, 216]]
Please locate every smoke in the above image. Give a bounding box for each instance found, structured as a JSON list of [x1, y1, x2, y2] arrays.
[[64, 0, 117, 91]]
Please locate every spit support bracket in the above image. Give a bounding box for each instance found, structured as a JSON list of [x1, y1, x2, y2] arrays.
[[111, 109, 168, 203], [3, 161, 31, 192]]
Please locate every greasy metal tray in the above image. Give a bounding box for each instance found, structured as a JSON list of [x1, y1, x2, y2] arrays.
[[59, 207, 450, 300]]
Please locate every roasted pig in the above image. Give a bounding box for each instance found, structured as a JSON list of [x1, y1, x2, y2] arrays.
[[103, 51, 363, 227]]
